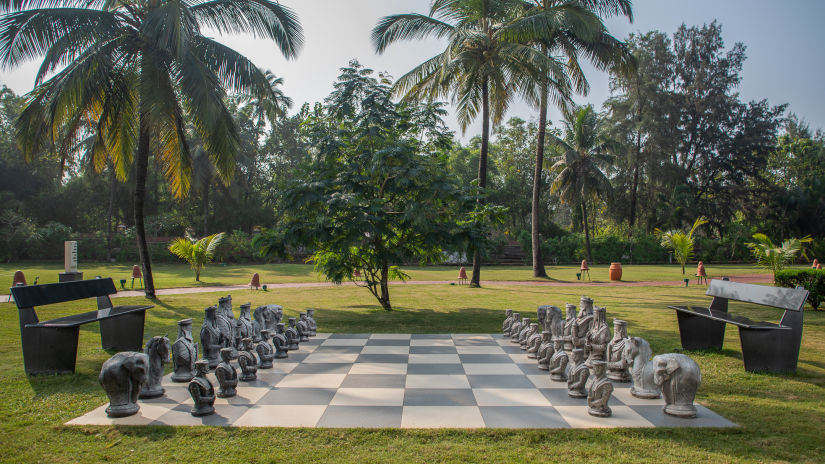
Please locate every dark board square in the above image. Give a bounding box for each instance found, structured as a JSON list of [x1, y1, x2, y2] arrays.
[[313, 346, 364, 354], [406, 363, 465, 375], [356, 354, 409, 364], [366, 339, 411, 346], [480, 406, 570, 428], [409, 346, 458, 354], [467, 375, 535, 388], [410, 334, 452, 339], [258, 388, 337, 405], [403, 389, 477, 406], [291, 363, 352, 374], [329, 333, 372, 339], [340, 374, 407, 388], [459, 354, 513, 364]]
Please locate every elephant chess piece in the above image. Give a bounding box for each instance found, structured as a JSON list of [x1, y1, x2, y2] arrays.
[[306, 308, 318, 336], [653, 353, 702, 418], [172, 318, 198, 382], [214, 348, 238, 398], [567, 348, 589, 398], [140, 335, 171, 399], [256, 330, 276, 369], [606, 319, 631, 382], [537, 332, 553, 370], [286, 317, 300, 350], [99, 352, 149, 417], [543, 306, 563, 341], [562, 304, 577, 354], [587, 360, 614, 417], [238, 338, 258, 381], [502, 309, 514, 336], [273, 323, 290, 358], [297, 313, 310, 342], [585, 306, 609, 367], [536, 306, 547, 329], [200, 306, 225, 369], [622, 337, 661, 399], [189, 360, 216, 416], [509, 313, 523, 343], [572, 298, 594, 355], [252, 305, 267, 343], [549, 339, 569, 382], [525, 323, 541, 355], [237, 303, 255, 344], [517, 318, 532, 349]]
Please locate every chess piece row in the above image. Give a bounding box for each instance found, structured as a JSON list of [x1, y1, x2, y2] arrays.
[[502, 298, 702, 418], [98, 302, 318, 418]]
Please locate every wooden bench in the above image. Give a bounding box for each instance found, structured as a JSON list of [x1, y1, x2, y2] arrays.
[[666, 278, 808, 373], [9, 278, 153, 375]]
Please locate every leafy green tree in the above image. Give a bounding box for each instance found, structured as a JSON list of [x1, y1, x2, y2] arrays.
[[746, 233, 812, 281], [168, 232, 225, 281], [372, 0, 554, 287], [655, 217, 708, 274], [510, 0, 632, 276], [0, 0, 303, 297], [255, 62, 472, 310], [548, 105, 613, 263]]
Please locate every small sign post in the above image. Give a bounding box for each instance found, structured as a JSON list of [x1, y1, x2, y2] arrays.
[[58, 240, 84, 282]]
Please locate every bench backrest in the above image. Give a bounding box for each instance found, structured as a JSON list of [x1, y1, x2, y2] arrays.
[[10, 278, 117, 310], [706, 279, 808, 311]]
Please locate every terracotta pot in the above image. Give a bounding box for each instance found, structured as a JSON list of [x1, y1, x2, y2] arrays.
[[609, 262, 622, 281]]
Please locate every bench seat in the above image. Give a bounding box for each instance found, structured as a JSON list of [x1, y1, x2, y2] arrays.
[[25, 305, 152, 328], [667, 305, 791, 330]]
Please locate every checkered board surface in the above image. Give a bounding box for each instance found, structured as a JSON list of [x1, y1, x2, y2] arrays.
[[67, 333, 735, 428]]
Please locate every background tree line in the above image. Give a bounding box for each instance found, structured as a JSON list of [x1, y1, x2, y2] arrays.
[[1, 21, 824, 267]]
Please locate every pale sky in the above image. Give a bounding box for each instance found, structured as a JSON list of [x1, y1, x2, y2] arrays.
[[1, 0, 823, 140]]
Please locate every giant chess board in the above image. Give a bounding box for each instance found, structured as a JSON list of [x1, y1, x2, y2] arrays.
[[67, 333, 735, 428]]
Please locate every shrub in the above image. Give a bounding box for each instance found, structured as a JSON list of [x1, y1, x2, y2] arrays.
[[775, 269, 825, 310]]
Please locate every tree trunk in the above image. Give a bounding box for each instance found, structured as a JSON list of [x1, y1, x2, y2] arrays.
[[471, 78, 490, 287], [196, 268, 200, 282], [531, 76, 548, 278], [134, 111, 156, 299], [582, 202, 593, 265], [378, 262, 391, 310], [106, 165, 116, 261], [201, 176, 210, 235]]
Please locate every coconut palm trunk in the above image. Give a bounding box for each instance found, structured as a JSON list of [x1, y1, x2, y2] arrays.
[[532, 76, 549, 277], [582, 202, 593, 264], [135, 111, 155, 298], [471, 78, 490, 287]]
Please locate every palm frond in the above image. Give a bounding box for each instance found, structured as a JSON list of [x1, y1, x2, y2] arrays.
[[372, 13, 454, 54]]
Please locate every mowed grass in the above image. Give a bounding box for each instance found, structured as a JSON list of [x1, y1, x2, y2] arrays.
[[0, 262, 776, 291], [0, 284, 823, 463]]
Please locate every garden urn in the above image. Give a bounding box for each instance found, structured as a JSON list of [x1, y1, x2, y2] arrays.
[[609, 262, 622, 281]]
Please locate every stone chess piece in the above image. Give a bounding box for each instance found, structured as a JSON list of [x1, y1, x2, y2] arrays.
[[252, 305, 267, 343], [572, 298, 594, 355], [273, 323, 290, 358], [536, 306, 547, 329], [214, 348, 238, 398], [562, 304, 577, 354], [139, 335, 171, 399], [200, 305, 225, 369], [537, 331, 553, 370], [606, 319, 631, 382], [297, 312, 310, 342], [172, 318, 198, 382], [622, 337, 661, 399], [238, 338, 258, 381], [263, 304, 283, 333], [653, 353, 702, 418], [306, 308, 318, 336], [517, 318, 532, 349], [510, 313, 523, 343], [567, 348, 589, 398], [237, 303, 254, 344], [587, 360, 614, 417], [585, 306, 609, 367], [189, 360, 216, 416], [286, 317, 300, 350], [543, 306, 563, 341], [502, 309, 514, 336], [99, 352, 149, 418], [256, 330, 276, 369], [216, 295, 237, 355], [526, 323, 542, 357], [549, 339, 569, 382]]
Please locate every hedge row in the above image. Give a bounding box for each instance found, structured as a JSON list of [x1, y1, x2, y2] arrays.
[[775, 269, 825, 310]]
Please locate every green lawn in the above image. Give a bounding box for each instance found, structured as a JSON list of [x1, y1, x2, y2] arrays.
[[0, 262, 776, 291], [0, 284, 823, 463]]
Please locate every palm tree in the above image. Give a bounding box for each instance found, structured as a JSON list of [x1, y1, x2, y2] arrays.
[[746, 233, 812, 281], [372, 0, 555, 287], [0, 0, 303, 298], [548, 105, 613, 264], [508, 0, 632, 277], [169, 232, 225, 281], [655, 217, 708, 275]]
